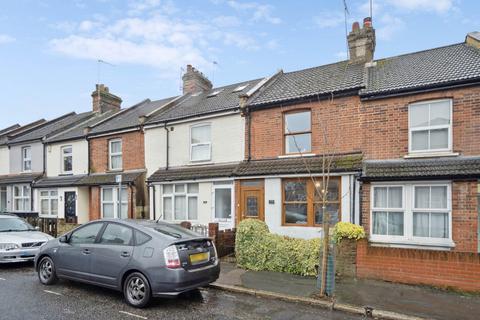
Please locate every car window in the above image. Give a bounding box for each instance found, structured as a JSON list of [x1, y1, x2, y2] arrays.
[[99, 223, 133, 245], [70, 223, 103, 244], [0, 217, 35, 232], [134, 230, 151, 246]]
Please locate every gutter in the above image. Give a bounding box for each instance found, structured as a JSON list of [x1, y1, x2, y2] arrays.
[[164, 123, 169, 170]]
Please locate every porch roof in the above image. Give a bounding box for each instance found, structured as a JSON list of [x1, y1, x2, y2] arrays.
[[148, 163, 239, 183], [33, 175, 87, 188], [76, 171, 145, 186], [361, 156, 480, 181], [0, 173, 43, 185]]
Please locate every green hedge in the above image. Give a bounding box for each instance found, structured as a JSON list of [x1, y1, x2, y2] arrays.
[[235, 219, 322, 276]]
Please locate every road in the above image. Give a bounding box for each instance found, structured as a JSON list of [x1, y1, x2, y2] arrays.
[[0, 262, 361, 320]]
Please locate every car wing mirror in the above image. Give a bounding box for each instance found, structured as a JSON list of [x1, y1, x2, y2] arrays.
[[34, 226, 40, 231], [59, 235, 69, 243]]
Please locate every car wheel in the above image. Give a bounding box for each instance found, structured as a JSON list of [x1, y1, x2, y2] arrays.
[[124, 272, 151, 308], [38, 256, 58, 285]]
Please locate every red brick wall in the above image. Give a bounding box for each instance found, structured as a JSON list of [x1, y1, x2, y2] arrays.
[[357, 239, 480, 292], [89, 131, 145, 173]]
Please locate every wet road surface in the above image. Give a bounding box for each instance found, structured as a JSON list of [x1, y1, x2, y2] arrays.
[[0, 262, 362, 320]]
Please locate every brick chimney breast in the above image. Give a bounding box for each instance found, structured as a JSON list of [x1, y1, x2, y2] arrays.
[[91, 84, 122, 113], [182, 64, 213, 95], [347, 17, 376, 64]]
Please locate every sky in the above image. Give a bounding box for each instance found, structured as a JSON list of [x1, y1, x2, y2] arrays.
[[0, 0, 478, 129]]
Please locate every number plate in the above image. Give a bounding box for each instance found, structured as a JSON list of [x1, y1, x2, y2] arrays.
[[189, 252, 209, 265]]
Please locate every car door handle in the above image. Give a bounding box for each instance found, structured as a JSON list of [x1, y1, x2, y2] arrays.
[[121, 252, 130, 258], [82, 249, 91, 255]]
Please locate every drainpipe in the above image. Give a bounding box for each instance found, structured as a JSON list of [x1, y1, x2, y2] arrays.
[[239, 94, 250, 161], [356, 173, 363, 227], [164, 123, 169, 170], [151, 184, 156, 220]]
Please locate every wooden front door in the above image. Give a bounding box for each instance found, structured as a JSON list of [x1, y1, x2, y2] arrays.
[[238, 180, 264, 223]]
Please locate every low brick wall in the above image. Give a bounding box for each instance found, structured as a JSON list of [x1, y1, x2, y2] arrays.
[[335, 239, 357, 278], [208, 223, 236, 258], [356, 239, 480, 292]]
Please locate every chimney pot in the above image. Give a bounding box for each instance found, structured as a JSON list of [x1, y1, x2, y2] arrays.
[[363, 17, 372, 28], [352, 21, 360, 32], [347, 17, 376, 64]]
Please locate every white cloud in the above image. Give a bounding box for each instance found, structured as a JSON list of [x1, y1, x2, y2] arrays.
[[386, 0, 454, 14], [313, 12, 345, 28], [0, 34, 15, 44], [377, 14, 405, 40], [227, 1, 281, 24], [213, 15, 241, 28], [78, 20, 102, 32]]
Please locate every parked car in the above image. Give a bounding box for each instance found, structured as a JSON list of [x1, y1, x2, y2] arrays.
[[35, 219, 220, 308], [0, 213, 54, 263]]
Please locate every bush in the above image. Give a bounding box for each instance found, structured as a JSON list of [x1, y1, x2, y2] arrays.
[[332, 222, 365, 243], [235, 219, 321, 276]]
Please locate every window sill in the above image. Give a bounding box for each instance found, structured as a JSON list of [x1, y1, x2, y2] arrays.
[[107, 169, 123, 173], [278, 153, 316, 159], [59, 173, 73, 176], [404, 152, 459, 159], [187, 161, 213, 166], [369, 238, 455, 251]]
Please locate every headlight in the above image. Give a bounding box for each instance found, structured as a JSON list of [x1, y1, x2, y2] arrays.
[[0, 243, 20, 251]]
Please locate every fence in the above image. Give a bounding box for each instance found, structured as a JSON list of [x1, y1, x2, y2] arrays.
[[180, 221, 236, 258]]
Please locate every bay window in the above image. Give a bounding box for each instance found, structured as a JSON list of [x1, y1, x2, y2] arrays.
[[109, 139, 122, 171], [40, 190, 58, 216], [13, 185, 31, 212], [162, 183, 198, 221], [284, 111, 311, 154], [409, 99, 452, 153], [371, 182, 452, 247], [282, 177, 340, 226], [101, 187, 128, 219], [190, 124, 211, 162], [62, 145, 73, 174]]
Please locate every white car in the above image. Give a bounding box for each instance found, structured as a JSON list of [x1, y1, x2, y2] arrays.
[[0, 214, 54, 263]]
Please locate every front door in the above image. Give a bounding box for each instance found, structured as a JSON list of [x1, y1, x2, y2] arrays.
[[238, 180, 264, 223], [64, 192, 77, 224]]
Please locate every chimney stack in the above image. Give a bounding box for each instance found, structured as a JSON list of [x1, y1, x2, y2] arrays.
[[182, 65, 213, 95], [466, 31, 480, 49], [347, 17, 376, 64], [91, 84, 122, 113]]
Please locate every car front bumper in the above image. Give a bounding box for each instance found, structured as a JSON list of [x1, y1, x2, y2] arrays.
[[150, 262, 221, 297], [0, 247, 40, 263]]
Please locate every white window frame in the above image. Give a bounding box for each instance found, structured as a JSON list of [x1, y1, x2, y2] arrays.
[[370, 185, 406, 242], [370, 181, 453, 248], [190, 123, 212, 162], [0, 186, 7, 212], [109, 139, 123, 171], [61, 145, 73, 174], [39, 190, 58, 217], [101, 187, 128, 219], [22, 146, 32, 172], [212, 182, 234, 223], [161, 183, 199, 221], [408, 99, 452, 155], [13, 184, 31, 212]]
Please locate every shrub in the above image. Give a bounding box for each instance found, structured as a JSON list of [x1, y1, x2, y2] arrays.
[[235, 219, 321, 276], [332, 222, 365, 243]]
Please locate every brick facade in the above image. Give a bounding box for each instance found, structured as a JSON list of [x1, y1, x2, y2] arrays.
[[89, 185, 137, 220]]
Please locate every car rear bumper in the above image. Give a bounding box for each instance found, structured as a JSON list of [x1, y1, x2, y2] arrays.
[[0, 248, 39, 263], [151, 262, 221, 297]]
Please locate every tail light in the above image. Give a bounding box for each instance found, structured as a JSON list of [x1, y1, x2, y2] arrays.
[[163, 245, 181, 269]]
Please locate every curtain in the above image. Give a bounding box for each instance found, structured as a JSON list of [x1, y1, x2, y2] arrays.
[[413, 212, 429, 237]]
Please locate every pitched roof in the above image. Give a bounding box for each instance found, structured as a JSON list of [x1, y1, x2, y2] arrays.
[[34, 175, 87, 188], [0, 173, 43, 185], [89, 97, 176, 135], [45, 109, 120, 143], [234, 153, 363, 176], [361, 43, 480, 98], [0, 124, 20, 136], [148, 163, 238, 182], [249, 61, 365, 107], [8, 112, 93, 145], [146, 79, 263, 124], [362, 157, 480, 181], [77, 171, 145, 186], [0, 120, 47, 146]]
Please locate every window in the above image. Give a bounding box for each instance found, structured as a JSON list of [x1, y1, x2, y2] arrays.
[[22, 146, 32, 172], [99, 223, 133, 245], [40, 190, 58, 216], [282, 178, 340, 226], [232, 84, 248, 92], [61, 146, 73, 174], [284, 111, 311, 154], [13, 185, 30, 212], [371, 183, 452, 246], [101, 187, 128, 219], [0, 187, 6, 212], [190, 124, 211, 162], [162, 183, 198, 221], [207, 89, 223, 97], [109, 139, 122, 170], [134, 230, 151, 246], [70, 223, 104, 245], [409, 99, 452, 153], [214, 186, 232, 220]]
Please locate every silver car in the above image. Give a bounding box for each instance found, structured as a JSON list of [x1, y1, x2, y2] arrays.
[[34, 219, 220, 308], [0, 214, 54, 263]]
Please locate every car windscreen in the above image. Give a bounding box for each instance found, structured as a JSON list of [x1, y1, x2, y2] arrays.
[[151, 223, 201, 239], [0, 218, 35, 232]]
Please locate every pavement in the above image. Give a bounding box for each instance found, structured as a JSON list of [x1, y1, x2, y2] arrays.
[[215, 262, 480, 320], [0, 262, 361, 320]]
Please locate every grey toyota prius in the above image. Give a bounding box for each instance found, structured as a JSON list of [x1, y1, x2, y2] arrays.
[[34, 219, 220, 308]]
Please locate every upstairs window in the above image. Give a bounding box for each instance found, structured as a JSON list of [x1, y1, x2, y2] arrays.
[[109, 139, 122, 171], [190, 124, 211, 162], [284, 111, 311, 154], [409, 99, 452, 153], [62, 146, 73, 174], [22, 146, 32, 172]]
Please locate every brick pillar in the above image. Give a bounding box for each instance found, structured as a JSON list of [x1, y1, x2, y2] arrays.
[[180, 221, 192, 229], [208, 222, 219, 239], [89, 187, 101, 221]]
